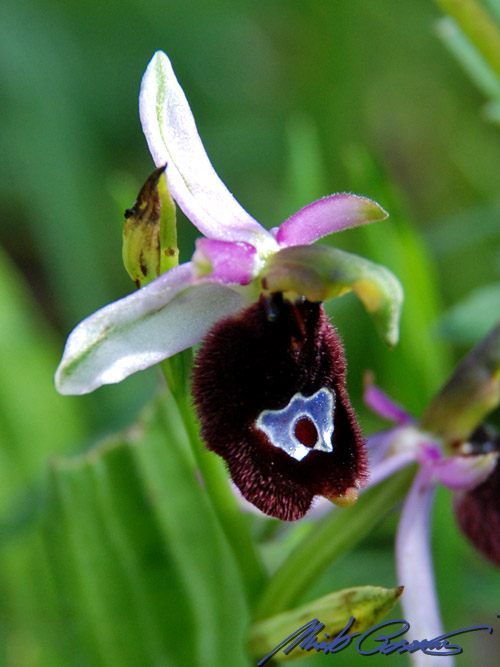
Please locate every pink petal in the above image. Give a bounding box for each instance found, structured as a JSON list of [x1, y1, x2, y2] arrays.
[[366, 425, 424, 462], [422, 450, 499, 491], [192, 239, 258, 285], [365, 429, 398, 466], [139, 52, 275, 250], [275, 194, 388, 247], [367, 450, 416, 487], [364, 381, 414, 425], [55, 262, 245, 395]]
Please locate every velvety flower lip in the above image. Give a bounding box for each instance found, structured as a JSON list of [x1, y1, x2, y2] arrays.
[[191, 295, 367, 521], [55, 51, 399, 397], [454, 437, 500, 567]]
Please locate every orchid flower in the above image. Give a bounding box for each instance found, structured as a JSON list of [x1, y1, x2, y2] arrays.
[[55, 51, 403, 521], [361, 323, 500, 665]]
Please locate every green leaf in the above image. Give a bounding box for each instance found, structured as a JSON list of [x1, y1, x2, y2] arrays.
[[0, 245, 87, 515], [437, 17, 500, 102], [0, 524, 66, 665], [248, 585, 403, 663], [262, 245, 403, 347], [434, 0, 500, 83], [42, 394, 250, 666], [279, 113, 329, 220], [438, 282, 500, 345], [0, 245, 89, 665]]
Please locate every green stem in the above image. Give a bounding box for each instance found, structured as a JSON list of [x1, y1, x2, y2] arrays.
[[254, 466, 415, 620], [434, 0, 500, 80], [161, 353, 267, 605]]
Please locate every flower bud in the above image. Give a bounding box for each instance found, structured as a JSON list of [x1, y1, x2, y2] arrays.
[[248, 585, 404, 662], [122, 165, 178, 287]]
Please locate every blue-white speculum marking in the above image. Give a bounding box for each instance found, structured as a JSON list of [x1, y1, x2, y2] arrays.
[[255, 387, 336, 461]]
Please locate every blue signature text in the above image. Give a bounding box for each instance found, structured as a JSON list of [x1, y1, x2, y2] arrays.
[[257, 616, 493, 664]]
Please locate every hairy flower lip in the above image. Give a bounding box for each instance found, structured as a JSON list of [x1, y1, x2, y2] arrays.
[[191, 296, 367, 521], [454, 456, 500, 567]]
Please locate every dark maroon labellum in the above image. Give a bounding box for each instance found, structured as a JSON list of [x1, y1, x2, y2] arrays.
[[454, 425, 500, 566], [191, 294, 367, 521]]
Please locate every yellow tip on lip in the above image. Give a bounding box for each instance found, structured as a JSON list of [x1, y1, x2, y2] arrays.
[[324, 486, 359, 507]]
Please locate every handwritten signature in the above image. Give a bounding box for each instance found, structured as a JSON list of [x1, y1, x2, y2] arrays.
[[257, 616, 494, 664]]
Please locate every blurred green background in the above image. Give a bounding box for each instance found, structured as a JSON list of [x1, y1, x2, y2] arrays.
[[1, 0, 500, 665]]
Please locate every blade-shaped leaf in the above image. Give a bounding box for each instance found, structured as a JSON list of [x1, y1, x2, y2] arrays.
[[0, 245, 88, 665], [262, 245, 403, 346], [42, 393, 250, 666], [434, 0, 500, 83], [0, 525, 67, 666], [0, 246, 86, 513], [437, 282, 500, 345]]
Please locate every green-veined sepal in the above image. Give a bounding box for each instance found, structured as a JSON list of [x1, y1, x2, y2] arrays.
[[262, 245, 403, 347]]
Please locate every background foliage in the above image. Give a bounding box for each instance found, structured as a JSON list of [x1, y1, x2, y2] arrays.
[[1, 0, 500, 665]]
